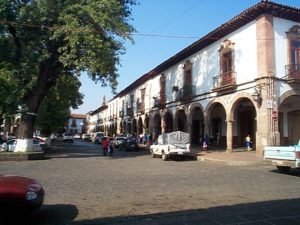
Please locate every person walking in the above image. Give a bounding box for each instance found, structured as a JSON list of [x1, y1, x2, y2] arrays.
[[102, 137, 109, 156], [203, 134, 209, 151], [245, 135, 252, 151], [108, 139, 114, 156]]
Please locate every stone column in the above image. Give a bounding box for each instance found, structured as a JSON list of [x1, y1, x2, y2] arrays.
[[161, 115, 166, 134], [226, 120, 233, 152]]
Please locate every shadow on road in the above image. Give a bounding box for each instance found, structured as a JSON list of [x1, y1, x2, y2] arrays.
[[269, 168, 300, 177], [2, 198, 300, 225], [0, 204, 78, 225]]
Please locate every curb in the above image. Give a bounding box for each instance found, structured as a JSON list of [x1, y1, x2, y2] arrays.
[[197, 156, 266, 166]]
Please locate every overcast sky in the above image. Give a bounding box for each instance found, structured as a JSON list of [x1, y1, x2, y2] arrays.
[[71, 0, 300, 114]]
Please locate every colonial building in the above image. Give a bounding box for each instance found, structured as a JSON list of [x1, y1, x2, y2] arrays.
[[66, 114, 87, 134], [87, 1, 300, 156]]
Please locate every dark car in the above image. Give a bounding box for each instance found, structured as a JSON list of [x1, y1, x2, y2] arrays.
[[0, 175, 45, 211], [119, 137, 139, 151]]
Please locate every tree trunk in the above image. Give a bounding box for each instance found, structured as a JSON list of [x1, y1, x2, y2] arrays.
[[14, 46, 59, 152], [14, 113, 37, 152], [14, 70, 56, 152]]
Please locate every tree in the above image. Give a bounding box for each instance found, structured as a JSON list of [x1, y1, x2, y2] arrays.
[[35, 73, 84, 136], [0, 0, 136, 152]]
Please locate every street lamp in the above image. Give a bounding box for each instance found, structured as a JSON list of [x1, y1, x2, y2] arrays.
[[252, 87, 262, 104]]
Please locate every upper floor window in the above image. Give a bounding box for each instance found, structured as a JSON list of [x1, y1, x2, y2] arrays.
[[183, 60, 193, 97], [159, 74, 166, 103], [219, 40, 235, 85], [130, 94, 134, 108], [141, 88, 146, 103], [286, 25, 300, 79]]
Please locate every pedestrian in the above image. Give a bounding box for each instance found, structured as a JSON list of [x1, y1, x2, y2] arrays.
[[203, 134, 209, 151], [245, 135, 252, 151], [143, 133, 147, 145], [108, 139, 114, 156], [102, 137, 109, 156]]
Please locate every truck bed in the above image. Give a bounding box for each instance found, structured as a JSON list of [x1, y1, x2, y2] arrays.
[[264, 146, 298, 161]]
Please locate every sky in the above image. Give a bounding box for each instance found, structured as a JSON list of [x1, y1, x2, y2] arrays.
[[71, 0, 300, 115]]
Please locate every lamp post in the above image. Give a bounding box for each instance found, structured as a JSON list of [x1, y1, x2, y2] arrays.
[[252, 87, 262, 105]]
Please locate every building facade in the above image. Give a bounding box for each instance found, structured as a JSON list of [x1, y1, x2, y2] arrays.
[[66, 114, 87, 135], [87, 1, 300, 156]]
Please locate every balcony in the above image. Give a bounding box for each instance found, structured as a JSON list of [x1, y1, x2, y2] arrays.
[[212, 71, 237, 92], [153, 97, 166, 109], [175, 84, 196, 101], [285, 64, 300, 84]]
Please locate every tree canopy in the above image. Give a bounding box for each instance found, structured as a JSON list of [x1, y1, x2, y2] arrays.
[[35, 73, 84, 136], [0, 0, 136, 147]]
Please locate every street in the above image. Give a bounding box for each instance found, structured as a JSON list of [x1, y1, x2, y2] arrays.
[[1, 139, 300, 225]]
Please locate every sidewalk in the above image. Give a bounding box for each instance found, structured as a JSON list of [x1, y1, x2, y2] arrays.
[[193, 148, 268, 166]]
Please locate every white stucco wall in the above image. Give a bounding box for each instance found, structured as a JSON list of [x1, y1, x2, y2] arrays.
[[274, 17, 300, 78], [157, 21, 258, 106]]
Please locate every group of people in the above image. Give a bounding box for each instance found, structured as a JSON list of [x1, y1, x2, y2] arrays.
[[101, 137, 114, 156]]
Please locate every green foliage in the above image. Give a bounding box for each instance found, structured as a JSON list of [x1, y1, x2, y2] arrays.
[[35, 73, 83, 135], [0, 0, 135, 102], [0, 0, 136, 138]]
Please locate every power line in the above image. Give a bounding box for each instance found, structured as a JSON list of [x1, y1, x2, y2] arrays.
[[0, 19, 291, 41]]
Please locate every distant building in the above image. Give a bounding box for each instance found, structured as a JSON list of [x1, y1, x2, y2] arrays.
[[66, 114, 87, 134]]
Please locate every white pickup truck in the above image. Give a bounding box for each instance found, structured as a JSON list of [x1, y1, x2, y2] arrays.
[[150, 131, 194, 161], [264, 140, 300, 172]]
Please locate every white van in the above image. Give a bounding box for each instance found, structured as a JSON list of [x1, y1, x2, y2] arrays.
[[91, 132, 105, 144]]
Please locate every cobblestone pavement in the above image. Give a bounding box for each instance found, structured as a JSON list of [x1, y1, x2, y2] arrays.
[[0, 140, 300, 225]]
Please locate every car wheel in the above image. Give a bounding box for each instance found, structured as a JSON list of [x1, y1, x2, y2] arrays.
[[162, 152, 168, 161], [150, 149, 156, 158]]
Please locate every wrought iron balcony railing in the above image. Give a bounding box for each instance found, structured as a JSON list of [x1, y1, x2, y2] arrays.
[[285, 64, 300, 80], [213, 71, 236, 88], [175, 84, 196, 101]]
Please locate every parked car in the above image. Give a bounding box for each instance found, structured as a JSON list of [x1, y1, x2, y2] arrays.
[[0, 174, 45, 211], [33, 137, 47, 150], [1, 139, 42, 152], [119, 137, 139, 151], [113, 136, 127, 148], [91, 132, 105, 144], [73, 133, 81, 139], [82, 133, 91, 141], [150, 131, 194, 161], [63, 132, 74, 142]]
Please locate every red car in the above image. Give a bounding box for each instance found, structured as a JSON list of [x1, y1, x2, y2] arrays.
[[0, 175, 45, 211]]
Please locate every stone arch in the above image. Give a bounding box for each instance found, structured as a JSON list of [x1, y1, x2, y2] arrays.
[[228, 92, 259, 121], [278, 90, 300, 145], [163, 109, 174, 133], [144, 114, 150, 133], [278, 90, 300, 105], [138, 117, 143, 135], [131, 118, 137, 135], [231, 96, 257, 149], [152, 113, 162, 141], [189, 103, 205, 145], [206, 100, 227, 148], [174, 107, 188, 132]]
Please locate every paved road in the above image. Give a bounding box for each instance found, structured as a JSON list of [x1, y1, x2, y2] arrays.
[[1, 139, 300, 225]]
